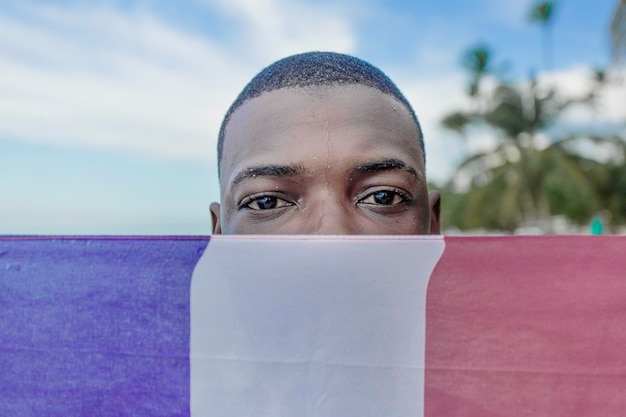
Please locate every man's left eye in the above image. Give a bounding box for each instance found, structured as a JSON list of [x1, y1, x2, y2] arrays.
[[359, 190, 408, 206]]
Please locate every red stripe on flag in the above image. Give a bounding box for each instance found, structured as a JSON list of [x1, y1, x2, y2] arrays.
[[426, 236, 626, 416]]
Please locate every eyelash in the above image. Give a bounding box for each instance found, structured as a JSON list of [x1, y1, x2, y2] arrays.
[[238, 193, 294, 211], [357, 187, 412, 206]]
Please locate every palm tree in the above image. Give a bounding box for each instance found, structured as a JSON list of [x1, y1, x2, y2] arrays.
[[528, 1, 556, 70], [443, 45, 496, 135], [462, 44, 492, 98], [611, 0, 626, 64], [441, 66, 616, 232]]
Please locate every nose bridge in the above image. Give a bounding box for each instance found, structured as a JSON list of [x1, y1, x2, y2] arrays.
[[310, 197, 355, 235]]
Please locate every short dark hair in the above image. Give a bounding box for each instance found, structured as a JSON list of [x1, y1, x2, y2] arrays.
[[217, 51, 424, 173]]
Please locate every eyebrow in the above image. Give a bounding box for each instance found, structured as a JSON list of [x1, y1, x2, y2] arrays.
[[354, 158, 419, 180], [231, 164, 305, 187]]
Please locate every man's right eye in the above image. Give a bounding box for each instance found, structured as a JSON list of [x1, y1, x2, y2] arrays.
[[240, 195, 294, 210]]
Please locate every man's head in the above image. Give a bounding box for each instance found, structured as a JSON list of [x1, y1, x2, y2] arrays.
[[211, 51, 440, 235]]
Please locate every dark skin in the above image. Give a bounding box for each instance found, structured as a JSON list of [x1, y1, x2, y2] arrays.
[[211, 84, 440, 235]]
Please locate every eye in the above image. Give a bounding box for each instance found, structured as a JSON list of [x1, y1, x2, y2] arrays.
[[240, 194, 294, 210], [358, 189, 410, 206]]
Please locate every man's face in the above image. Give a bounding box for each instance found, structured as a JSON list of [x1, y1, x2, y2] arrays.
[[211, 84, 440, 235]]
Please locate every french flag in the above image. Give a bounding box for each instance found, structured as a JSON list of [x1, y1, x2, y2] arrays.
[[1, 235, 625, 416]]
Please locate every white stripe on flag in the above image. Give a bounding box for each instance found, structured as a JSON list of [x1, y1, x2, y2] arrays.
[[190, 236, 445, 417]]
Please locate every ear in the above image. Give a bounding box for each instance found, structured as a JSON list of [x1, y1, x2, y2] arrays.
[[210, 202, 223, 234], [428, 191, 441, 234]]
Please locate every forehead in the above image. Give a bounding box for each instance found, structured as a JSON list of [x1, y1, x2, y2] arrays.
[[220, 85, 423, 183]]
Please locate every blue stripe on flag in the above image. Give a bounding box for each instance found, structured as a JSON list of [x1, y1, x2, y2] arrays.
[[0, 237, 209, 417]]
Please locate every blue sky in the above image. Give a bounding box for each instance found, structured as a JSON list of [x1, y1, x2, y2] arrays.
[[1, 0, 624, 234]]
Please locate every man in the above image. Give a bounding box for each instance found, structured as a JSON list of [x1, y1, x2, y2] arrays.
[[210, 51, 440, 235]]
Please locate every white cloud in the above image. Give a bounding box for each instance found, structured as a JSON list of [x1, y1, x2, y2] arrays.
[[482, 0, 534, 28], [538, 66, 626, 126], [209, 0, 355, 60], [0, 6, 235, 163]]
